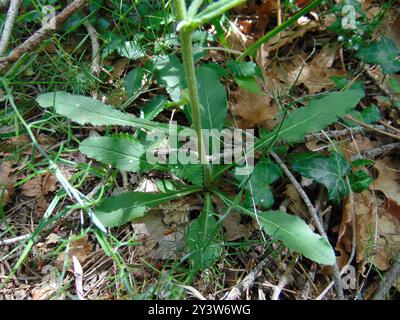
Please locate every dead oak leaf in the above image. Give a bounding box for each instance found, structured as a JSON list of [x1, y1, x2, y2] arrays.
[[230, 87, 277, 129], [56, 235, 93, 271], [372, 157, 400, 219], [337, 190, 400, 270], [21, 173, 57, 197], [278, 48, 345, 94], [0, 160, 17, 205]]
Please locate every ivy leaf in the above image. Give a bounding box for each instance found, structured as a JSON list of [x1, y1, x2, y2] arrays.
[[196, 66, 227, 130], [349, 170, 373, 193], [356, 37, 400, 75], [258, 211, 336, 265], [272, 90, 364, 143], [36, 92, 170, 133], [186, 197, 222, 269], [95, 188, 200, 227], [290, 152, 351, 200], [236, 159, 282, 209]]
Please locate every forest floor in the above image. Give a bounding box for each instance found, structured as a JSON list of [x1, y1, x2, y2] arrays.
[[0, 0, 400, 300]]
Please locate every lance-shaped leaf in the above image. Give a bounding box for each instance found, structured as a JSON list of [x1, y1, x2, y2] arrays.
[[80, 136, 146, 172], [274, 90, 364, 143], [196, 66, 227, 130], [186, 195, 222, 269], [95, 188, 201, 227], [258, 211, 336, 265], [290, 152, 351, 200], [213, 191, 336, 265], [36, 92, 170, 132]]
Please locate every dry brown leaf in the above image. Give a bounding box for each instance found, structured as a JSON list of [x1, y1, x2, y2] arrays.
[[56, 235, 93, 271], [31, 265, 59, 300], [337, 190, 400, 271], [0, 160, 17, 205], [285, 184, 309, 219], [278, 48, 345, 94], [21, 173, 58, 197], [372, 157, 400, 219], [230, 87, 277, 129], [222, 211, 253, 241], [260, 20, 318, 56]]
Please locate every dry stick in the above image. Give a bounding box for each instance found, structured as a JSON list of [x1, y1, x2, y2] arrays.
[[351, 142, 400, 161], [271, 253, 299, 300], [300, 263, 317, 299], [0, 0, 22, 55], [304, 125, 386, 142], [0, 0, 88, 73], [373, 250, 400, 300], [224, 255, 271, 300], [346, 116, 400, 141], [83, 20, 100, 99], [0, 234, 31, 245], [269, 151, 345, 300]]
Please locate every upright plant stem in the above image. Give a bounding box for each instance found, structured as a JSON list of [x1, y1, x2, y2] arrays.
[[175, 0, 212, 187]]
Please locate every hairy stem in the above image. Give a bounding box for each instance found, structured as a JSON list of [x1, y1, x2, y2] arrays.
[[175, 0, 212, 187]]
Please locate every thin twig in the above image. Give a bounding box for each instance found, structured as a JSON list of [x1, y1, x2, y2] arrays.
[[83, 20, 100, 99], [0, 0, 88, 73], [0, 0, 22, 55], [224, 255, 271, 300], [271, 253, 298, 300], [270, 151, 345, 300], [0, 234, 31, 245], [351, 142, 400, 161], [373, 250, 400, 300], [346, 116, 400, 141]]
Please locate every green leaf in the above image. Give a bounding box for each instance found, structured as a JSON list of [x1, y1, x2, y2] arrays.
[[258, 211, 336, 265], [124, 68, 146, 98], [186, 195, 222, 269], [290, 152, 351, 200], [226, 61, 257, 77], [196, 66, 227, 130], [235, 76, 262, 94], [154, 55, 185, 102], [172, 164, 204, 186], [80, 136, 145, 172], [95, 188, 200, 227], [349, 170, 373, 193], [214, 192, 336, 265], [117, 40, 145, 60], [142, 96, 168, 120], [273, 90, 364, 143], [236, 159, 282, 209], [36, 92, 170, 133], [356, 37, 400, 75], [347, 105, 381, 125], [351, 158, 375, 167]]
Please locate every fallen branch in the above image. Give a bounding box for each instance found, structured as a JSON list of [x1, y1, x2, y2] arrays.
[[0, 0, 22, 55], [373, 250, 400, 300], [0, 234, 31, 245], [351, 142, 400, 161], [224, 255, 271, 300], [270, 151, 345, 300], [0, 0, 88, 73]]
